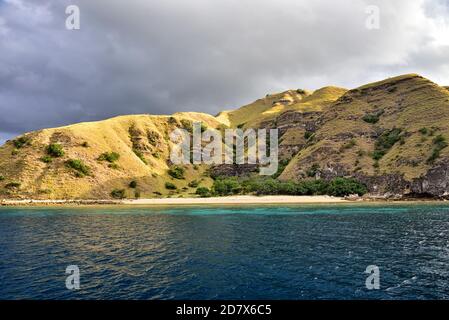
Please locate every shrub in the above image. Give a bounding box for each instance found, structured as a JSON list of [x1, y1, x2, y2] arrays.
[[13, 136, 30, 149], [81, 142, 90, 148], [372, 128, 403, 160], [152, 152, 160, 159], [362, 110, 384, 124], [213, 178, 242, 196], [362, 114, 380, 124], [180, 119, 193, 132], [108, 163, 120, 170], [188, 180, 199, 188], [5, 182, 21, 189], [306, 164, 320, 177], [66, 159, 91, 177], [11, 149, 19, 156], [0, 175, 4, 181], [133, 149, 148, 164], [129, 180, 137, 188], [111, 189, 126, 199], [304, 131, 314, 140], [40, 155, 53, 163], [165, 182, 177, 190], [168, 166, 185, 179], [272, 159, 290, 179], [326, 177, 367, 197], [196, 187, 212, 197], [47, 143, 65, 157], [98, 152, 120, 163], [419, 128, 429, 135], [134, 190, 141, 199], [427, 135, 448, 164]]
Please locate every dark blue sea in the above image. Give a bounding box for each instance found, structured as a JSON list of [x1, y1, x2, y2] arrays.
[[1, 204, 449, 300]]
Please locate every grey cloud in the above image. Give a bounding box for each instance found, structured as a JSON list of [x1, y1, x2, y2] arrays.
[[1, 0, 449, 143]]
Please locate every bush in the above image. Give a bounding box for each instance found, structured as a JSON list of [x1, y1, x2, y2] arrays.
[[213, 178, 242, 196], [40, 155, 53, 163], [47, 143, 65, 157], [66, 159, 91, 177], [165, 182, 177, 190], [98, 152, 120, 163], [133, 149, 148, 164], [188, 180, 199, 188], [326, 177, 367, 197], [272, 159, 290, 179], [372, 128, 403, 160], [427, 135, 448, 164], [13, 136, 30, 149], [362, 114, 380, 124], [304, 131, 314, 140], [306, 164, 320, 177], [111, 189, 126, 199], [362, 110, 384, 124], [196, 187, 212, 197], [239, 176, 367, 197], [81, 141, 89, 148], [0, 175, 4, 181], [168, 166, 185, 179], [419, 128, 429, 135], [129, 180, 137, 188], [152, 152, 160, 159], [5, 182, 21, 189], [180, 119, 193, 132]]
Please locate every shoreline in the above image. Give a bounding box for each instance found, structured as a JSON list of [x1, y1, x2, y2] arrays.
[[1, 195, 448, 207]]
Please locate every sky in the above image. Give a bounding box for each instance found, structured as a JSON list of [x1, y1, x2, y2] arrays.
[[1, 0, 449, 143]]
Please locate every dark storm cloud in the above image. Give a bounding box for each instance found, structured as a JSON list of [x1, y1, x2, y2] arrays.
[[1, 0, 449, 143]]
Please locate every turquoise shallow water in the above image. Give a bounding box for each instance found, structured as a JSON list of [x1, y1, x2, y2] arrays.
[[1, 204, 449, 300]]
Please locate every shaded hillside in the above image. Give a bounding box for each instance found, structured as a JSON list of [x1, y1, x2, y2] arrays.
[[280, 74, 449, 197]]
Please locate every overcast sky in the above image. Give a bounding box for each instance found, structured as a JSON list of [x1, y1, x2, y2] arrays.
[[1, 0, 449, 143]]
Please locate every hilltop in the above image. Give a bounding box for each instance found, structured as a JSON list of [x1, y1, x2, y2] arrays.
[[1, 74, 449, 200]]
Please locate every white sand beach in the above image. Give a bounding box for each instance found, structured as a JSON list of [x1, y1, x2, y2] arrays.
[[0, 195, 351, 206], [122, 195, 350, 205]]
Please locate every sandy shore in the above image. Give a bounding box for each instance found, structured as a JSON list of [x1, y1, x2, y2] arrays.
[[123, 195, 349, 205], [0, 195, 351, 206]]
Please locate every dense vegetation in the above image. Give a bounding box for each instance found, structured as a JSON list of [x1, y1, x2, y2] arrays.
[[111, 189, 126, 199], [13, 136, 31, 149], [168, 166, 185, 179], [165, 182, 177, 190], [66, 159, 91, 177], [47, 143, 65, 157], [98, 151, 120, 163], [427, 135, 448, 164], [372, 128, 403, 160], [211, 177, 367, 197]]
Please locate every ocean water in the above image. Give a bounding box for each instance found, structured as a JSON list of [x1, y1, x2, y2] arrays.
[[1, 204, 449, 300]]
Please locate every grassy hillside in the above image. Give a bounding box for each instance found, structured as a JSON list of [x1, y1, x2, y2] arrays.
[[0, 113, 220, 199], [1, 73, 449, 199]]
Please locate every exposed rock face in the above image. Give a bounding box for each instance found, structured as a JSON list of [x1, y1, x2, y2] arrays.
[[210, 164, 259, 178], [411, 161, 449, 198]]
